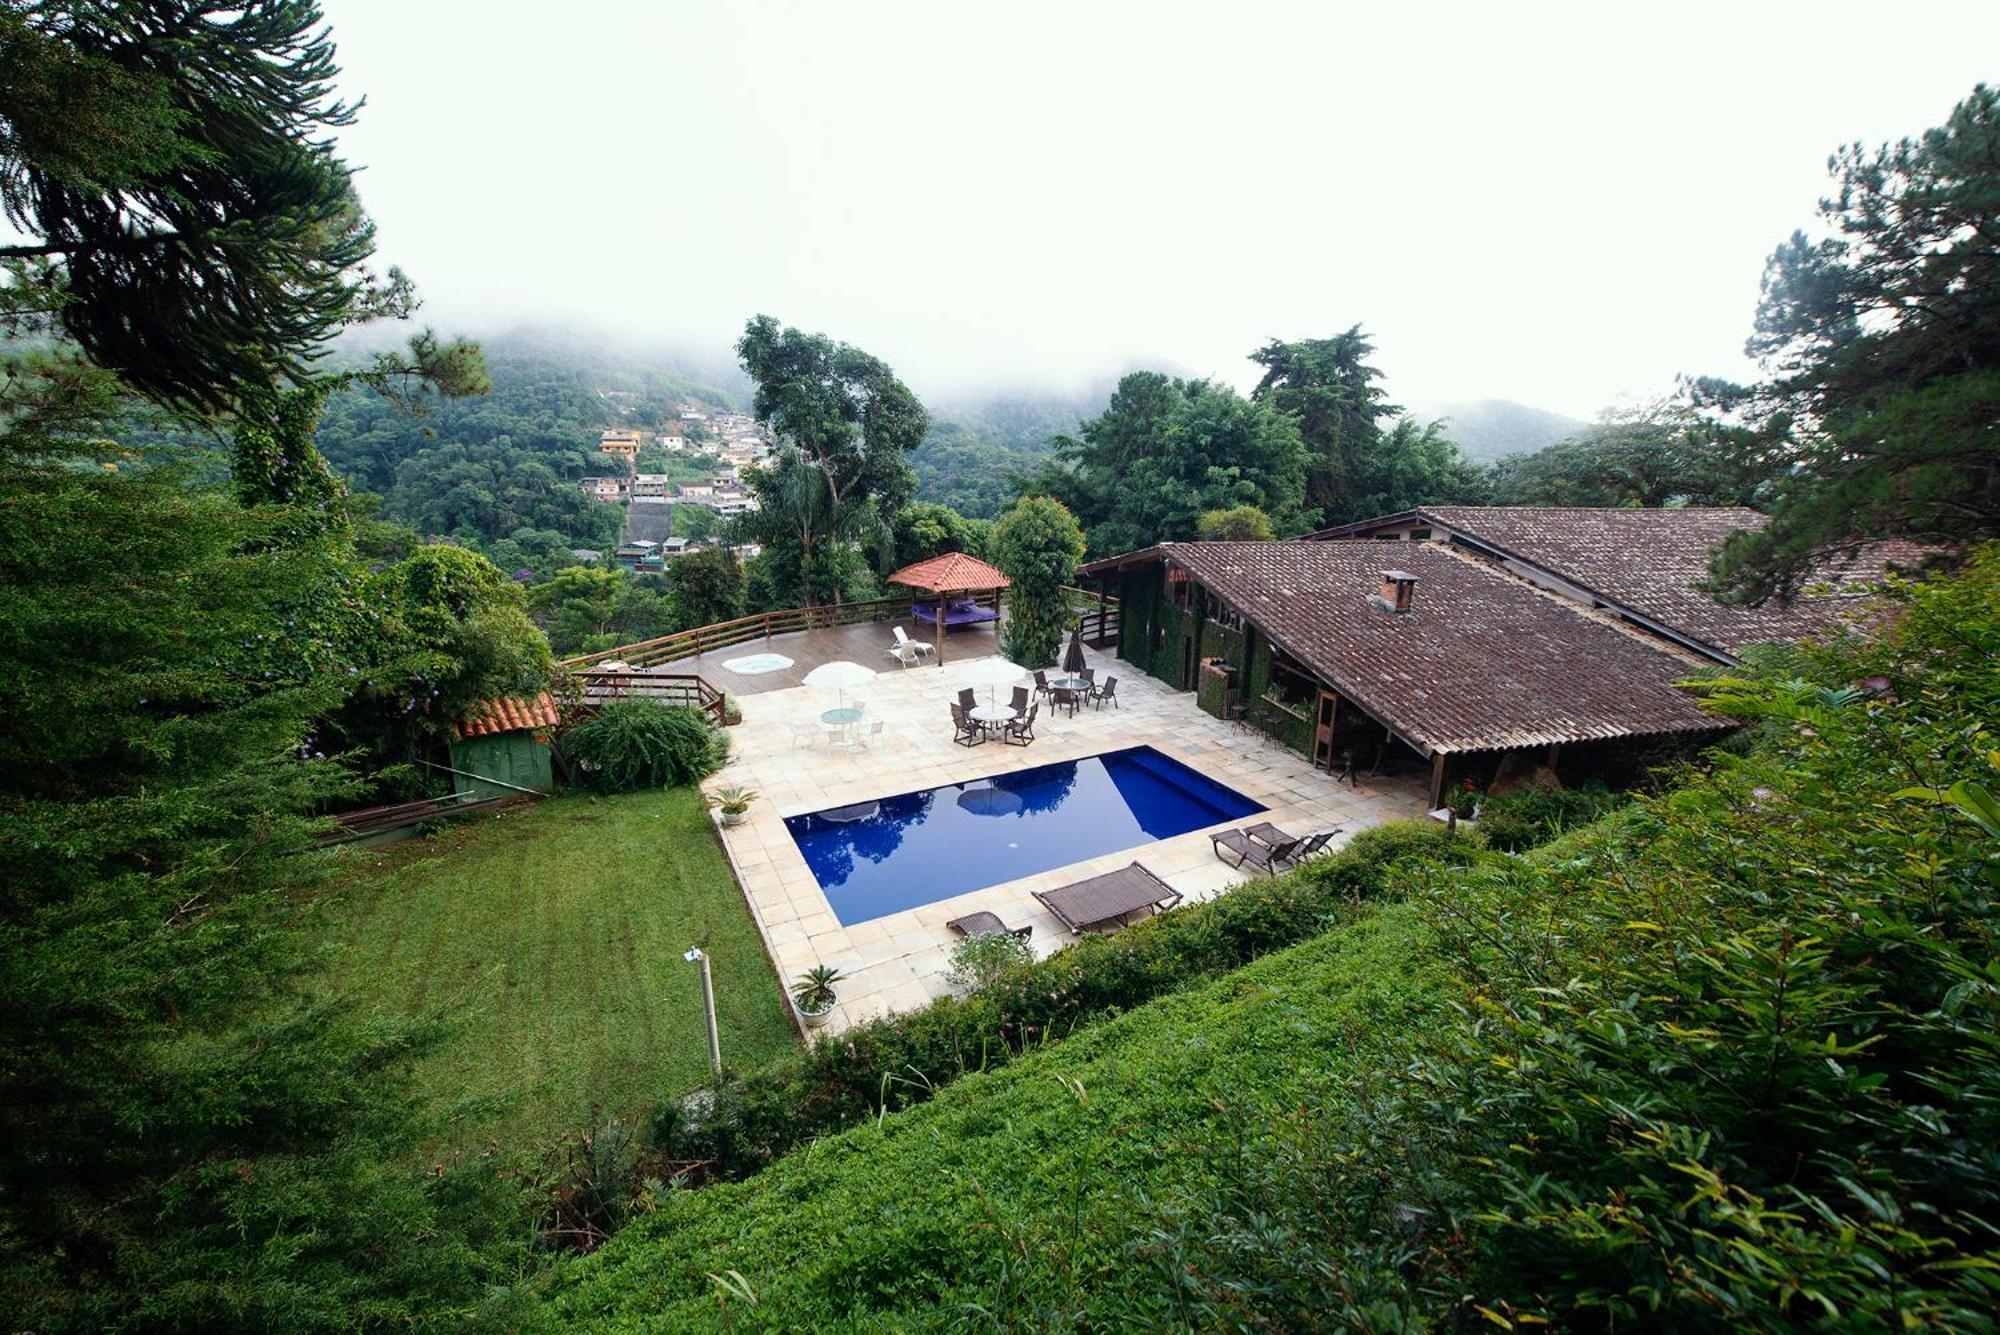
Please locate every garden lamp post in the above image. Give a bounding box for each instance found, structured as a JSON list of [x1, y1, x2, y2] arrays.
[[684, 947, 721, 1075]]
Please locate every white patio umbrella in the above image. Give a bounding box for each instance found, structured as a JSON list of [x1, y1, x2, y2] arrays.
[[801, 660, 876, 711], [959, 656, 1027, 706]]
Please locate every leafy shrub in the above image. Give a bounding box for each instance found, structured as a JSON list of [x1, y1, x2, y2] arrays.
[[560, 701, 728, 793], [651, 821, 1480, 1179], [943, 930, 1034, 993], [1474, 780, 1628, 851]]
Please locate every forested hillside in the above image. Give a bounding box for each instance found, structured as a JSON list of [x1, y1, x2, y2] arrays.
[[910, 386, 1108, 516], [312, 332, 740, 551]]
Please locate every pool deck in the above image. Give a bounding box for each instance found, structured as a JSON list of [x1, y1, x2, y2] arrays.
[[704, 641, 1430, 1034]]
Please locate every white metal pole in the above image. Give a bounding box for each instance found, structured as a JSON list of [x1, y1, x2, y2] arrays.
[[685, 947, 722, 1075]]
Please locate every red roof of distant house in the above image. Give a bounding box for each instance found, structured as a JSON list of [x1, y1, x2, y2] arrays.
[[886, 551, 1011, 593], [455, 691, 560, 740]]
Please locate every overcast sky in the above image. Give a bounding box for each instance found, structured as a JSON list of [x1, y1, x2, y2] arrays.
[[326, 1, 1999, 418]]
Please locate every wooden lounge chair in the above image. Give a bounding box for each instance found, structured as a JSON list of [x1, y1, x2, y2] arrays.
[[1034, 862, 1182, 933], [945, 910, 1032, 939], [1091, 676, 1118, 709], [1211, 823, 1341, 873], [951, 704, 983, 747], [1004, 702, 1037, 746]]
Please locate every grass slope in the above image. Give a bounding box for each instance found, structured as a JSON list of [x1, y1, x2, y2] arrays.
[[321, 790, 797, 1149], [540, 904, 1439, 1330]]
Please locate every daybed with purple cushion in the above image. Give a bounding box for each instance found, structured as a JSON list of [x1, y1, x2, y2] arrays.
[[911, 598, 1001, 628]]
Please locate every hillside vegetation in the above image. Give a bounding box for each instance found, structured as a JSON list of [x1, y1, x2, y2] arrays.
[[540, 550, 2000, 1329]]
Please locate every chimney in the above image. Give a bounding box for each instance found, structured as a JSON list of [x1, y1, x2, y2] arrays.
[[1377, 570, 1417, 614]]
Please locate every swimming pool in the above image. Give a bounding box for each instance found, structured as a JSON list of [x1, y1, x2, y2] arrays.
[[784, 746, 1265, 926]]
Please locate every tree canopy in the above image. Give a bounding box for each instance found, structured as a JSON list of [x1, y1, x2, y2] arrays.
[[991, 495, 1086, 669], [0, 1, 409, 414], [1250, 329, 1485, 528], [1702, 83, 2000, 599], [1034, 372, 1309, 556]]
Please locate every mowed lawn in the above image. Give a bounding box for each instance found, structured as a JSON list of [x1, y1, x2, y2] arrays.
[[321, 788, 799, 1150]]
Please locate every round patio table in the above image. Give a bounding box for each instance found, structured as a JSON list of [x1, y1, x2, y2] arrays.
[[1048, 676, 1090, 715], [820, 707, 864, 726], [968, 704, 1016, 724]]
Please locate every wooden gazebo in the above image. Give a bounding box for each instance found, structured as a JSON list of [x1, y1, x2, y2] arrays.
[[886, 551, 1009, 665]]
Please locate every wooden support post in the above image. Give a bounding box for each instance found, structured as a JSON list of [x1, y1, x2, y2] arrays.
[[936, 597, 947, 667], [1428, 751, 1450, 811]]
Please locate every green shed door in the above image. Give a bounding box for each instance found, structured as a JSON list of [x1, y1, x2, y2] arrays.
[[448, 732, 554, 798]]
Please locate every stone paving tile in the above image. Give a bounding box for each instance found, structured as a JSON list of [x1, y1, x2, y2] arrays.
[[701, 642, 1430, 1035]]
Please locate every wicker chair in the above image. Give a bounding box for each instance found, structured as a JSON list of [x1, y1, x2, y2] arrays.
[[1004, 702, 1038, 746], [951, 704, 982, 747]]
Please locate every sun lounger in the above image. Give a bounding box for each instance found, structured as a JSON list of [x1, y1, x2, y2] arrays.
[[1211, 824, 1340, 873], [1034, 862, 1182, 933], [945, 911, 1032, 939]]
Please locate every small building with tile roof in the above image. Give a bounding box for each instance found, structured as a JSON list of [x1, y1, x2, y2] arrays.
[[448, 692, 559, 798], [1077, 540, 1730, 805], [1306, 506, 1921, 663]]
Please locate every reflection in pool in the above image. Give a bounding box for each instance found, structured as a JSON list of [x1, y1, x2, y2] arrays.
[[784, 746, 1264, 925]]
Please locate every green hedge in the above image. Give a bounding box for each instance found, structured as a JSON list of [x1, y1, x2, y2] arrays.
[[1475, 781, 1629, 851], [652, 821, 1479, 1178]]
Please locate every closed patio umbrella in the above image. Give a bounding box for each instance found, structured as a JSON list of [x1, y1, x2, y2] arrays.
[[1062, 627, 1087, 676]]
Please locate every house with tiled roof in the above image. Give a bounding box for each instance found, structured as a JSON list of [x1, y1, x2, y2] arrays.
[[1077, 540, 1730, 806], [1306, 506, 1921, 663]]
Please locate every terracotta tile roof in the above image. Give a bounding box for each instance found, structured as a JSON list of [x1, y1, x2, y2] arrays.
[[1309, 506, 1924, 658], [455, 691, 560, 740], [1083, 541, 1726, 755], [886, 551, 1011, 593]]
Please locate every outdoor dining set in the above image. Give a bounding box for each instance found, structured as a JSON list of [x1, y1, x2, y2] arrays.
[[948, 668, 1118, 748]]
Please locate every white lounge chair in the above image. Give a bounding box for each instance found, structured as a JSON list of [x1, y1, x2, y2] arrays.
[[894, 626, 934, 659], [886, 639, 923, 668]]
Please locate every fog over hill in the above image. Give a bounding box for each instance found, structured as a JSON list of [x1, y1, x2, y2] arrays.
[[1416, 399, 1589, 462]]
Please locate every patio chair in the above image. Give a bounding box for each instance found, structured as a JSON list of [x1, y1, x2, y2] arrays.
[[857, 721, 886, 748], [945, 910, 1031, 939], [1079, 667, 1096, 686], [1004, 703, 1038, 746], [886, 637, 923, 668], [790, 720, 820, 748], [894, 625, 935, 656], [957, 687, 977, 711], [951, 704, 982, 747], [1009, 685, 1030, 715], [1033, 669, 1051, 702], [1091, 676, 1118, 709]]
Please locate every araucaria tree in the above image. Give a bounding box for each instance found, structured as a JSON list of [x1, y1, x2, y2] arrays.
[[991, 495, 1086, 668], [735, 315, 929, 604], [1701, 84, 2000, 600]]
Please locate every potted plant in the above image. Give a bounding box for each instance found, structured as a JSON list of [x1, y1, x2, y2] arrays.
[[709, 786, 757, 827], [790, 964, 843, 1028]]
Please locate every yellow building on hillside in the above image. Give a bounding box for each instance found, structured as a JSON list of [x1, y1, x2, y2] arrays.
[[598, 429, 643, 463]]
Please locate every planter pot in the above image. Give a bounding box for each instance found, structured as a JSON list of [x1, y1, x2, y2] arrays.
[[796, 1002, 834, 1029], [720, 809, 749, 828]]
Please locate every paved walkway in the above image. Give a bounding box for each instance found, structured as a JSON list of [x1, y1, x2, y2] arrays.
[[704, 644, 1429, 1033]]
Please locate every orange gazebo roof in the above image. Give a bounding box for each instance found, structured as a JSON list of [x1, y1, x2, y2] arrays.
[[887, 551, 1010, 593]]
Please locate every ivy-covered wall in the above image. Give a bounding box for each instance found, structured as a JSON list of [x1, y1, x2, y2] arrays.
[[1110, 564, 1315, 759]]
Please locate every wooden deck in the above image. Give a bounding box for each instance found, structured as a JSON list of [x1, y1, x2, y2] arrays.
[[630, 615, 1005, 698]]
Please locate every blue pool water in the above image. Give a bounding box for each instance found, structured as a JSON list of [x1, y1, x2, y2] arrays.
[[784, 746, 1265, 926]]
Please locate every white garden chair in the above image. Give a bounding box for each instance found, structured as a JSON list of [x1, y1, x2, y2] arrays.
[[894, 625, 934, 659]]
